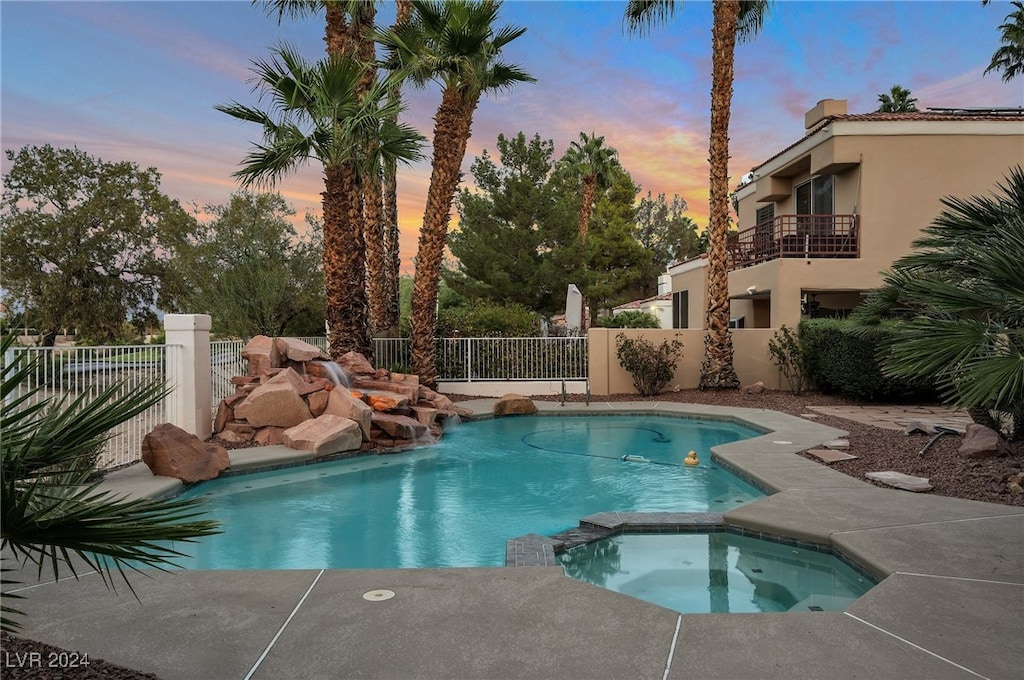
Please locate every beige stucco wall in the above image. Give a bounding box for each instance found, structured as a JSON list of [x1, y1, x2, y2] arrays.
[[588, 328, 784, 395], [668, 265, 708, 329], [728, 123, 1024, 331]]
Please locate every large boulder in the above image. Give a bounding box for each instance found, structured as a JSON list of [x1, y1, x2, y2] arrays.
[[351, 377, 419, 402], [958, 424, 1011, 459], [324, 389, 372, 439], [493, 393, 537, 416], [235, 380, 312, 428], [241, 335, 281, 376], [372, 412, 428, 440], [142, 424, 230, 483], [337, 351, 376, 376], [283, 415, 362, 456], [274, 337, 330, 363]]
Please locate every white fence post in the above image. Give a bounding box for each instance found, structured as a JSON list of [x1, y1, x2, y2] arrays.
[[164, 314, 212, 439]]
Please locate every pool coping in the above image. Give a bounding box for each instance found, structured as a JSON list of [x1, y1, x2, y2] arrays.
[[15, 399, 1024, 680]]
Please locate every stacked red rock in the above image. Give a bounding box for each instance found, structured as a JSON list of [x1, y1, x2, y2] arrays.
[[212, 336, 471, 456]]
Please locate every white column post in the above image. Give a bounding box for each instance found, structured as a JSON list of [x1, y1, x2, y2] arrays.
[[164, 314, 212, 439]]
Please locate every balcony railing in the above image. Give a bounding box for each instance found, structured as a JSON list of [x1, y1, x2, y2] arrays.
[[728, 214, 858, 270]]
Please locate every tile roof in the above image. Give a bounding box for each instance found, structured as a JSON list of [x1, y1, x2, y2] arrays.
[[741, 109, 1024, 184], [614, 292, 672, 311]]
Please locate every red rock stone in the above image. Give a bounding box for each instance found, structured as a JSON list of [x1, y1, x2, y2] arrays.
[[351, 377, 419, 401], [362, 390, 410, 412], [255, 427, 286, 446], [241, 335, 281, 376], [307, 390, 330, 417], [372, 412, 427, 440], [324, 389, 372, 439], [142, 423, 229, 483], [275, 337, 330, 363], [493, 393, 537, 416], [958, 423, 1011, 458], [410, 406, 438, 426], [222, 421, 254, 437], [235, 380, 312, 428], [283, 415, 362, 455], [337, 351, 375, 376]]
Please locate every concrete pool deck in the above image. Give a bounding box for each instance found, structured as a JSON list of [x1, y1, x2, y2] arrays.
[[3, 400, 1022, 679]]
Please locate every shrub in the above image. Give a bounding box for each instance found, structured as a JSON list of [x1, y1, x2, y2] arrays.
[[768, 324, 808, 395], [437, 300, 540, 337], [595, 311, 661, 328], [799, 319, 935, 401], [615, 333, 683, 396]]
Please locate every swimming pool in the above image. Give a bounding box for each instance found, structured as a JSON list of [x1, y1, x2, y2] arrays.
[[175, 415, 763, 570]]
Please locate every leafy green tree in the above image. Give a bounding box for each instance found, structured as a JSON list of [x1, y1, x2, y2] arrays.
[[437, 300, 540, 337], [626, 0, 770, 390], [378, 0, 535, 386], [984, 0, 1024, 82], [217, 47, 423, 360], [165, 192, 325, 338], [876, 84, 919, 112], [445, 132, 577, 313], [852, 166, 1024, 441], [0, 335, 219, 632], [633, 191, 701, 296], [0, 145, 194, 346], [581, 167, 648, 321]]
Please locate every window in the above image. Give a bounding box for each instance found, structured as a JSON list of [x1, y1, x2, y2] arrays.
[[672, 291, 689, 329], [755, 204, 774, 226], [795, 175, 834, 237]]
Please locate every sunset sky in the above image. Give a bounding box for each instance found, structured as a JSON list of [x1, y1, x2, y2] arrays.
[[3, 1, 1021, 272]]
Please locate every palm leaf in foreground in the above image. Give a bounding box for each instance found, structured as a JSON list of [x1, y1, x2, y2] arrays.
[[1, 336, 220, 632]]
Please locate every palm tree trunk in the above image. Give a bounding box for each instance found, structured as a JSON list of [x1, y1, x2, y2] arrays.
[[410, 88, 479, 386], [324, 0, 347, 56], [699, 0, 741, 391], [380, 0, 414, 338], [579, 175, 596, 242], [364, 170, 390, 337], [381, 168, 402, 336], [324, 162, 372, 360]]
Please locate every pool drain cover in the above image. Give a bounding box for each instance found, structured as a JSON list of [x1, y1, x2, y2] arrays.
[[363, 589, 396, 602]]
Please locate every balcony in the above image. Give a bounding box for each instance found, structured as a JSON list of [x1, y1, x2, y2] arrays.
[[727, 215, 858, 270]]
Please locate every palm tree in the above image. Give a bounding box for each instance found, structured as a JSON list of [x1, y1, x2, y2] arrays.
[[852, 166, 1024, 442], [984, 0, 1024, 83], [563, 132, 619, 243], [259, 1, 402, 343], [1, 335, 220, 632], [217, 47, 423, 358], [378, 0, 535, 385], [876, 84, 919, 112], [380, 0, 415, 338], [625, 0, 769, 390]]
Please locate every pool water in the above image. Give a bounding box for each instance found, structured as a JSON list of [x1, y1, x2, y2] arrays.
[[560, 533, 874, 613], [175, 415, 763, 570]]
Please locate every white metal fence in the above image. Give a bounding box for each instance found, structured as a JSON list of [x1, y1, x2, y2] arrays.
[[5, 344, 180, 469], [213, 336, 587, 392], [4, 335, 589, 470]]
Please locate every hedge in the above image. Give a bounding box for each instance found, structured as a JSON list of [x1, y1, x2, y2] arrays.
[[799, 318, 935, 401]]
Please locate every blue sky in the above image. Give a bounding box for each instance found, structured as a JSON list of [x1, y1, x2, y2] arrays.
[[2, 1, 1021, 270]]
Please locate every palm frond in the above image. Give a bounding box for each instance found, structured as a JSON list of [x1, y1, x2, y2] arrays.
[[0, 335, 219, 633]]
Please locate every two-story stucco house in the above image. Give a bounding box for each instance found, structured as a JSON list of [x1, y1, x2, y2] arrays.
[[670, 98, 1024, 332]]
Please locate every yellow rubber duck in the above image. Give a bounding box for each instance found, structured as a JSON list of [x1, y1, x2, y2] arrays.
[[684, 451, 699, 466]]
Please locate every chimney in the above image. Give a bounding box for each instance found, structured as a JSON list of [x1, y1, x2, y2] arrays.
[[805, 99, 848, 131]]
